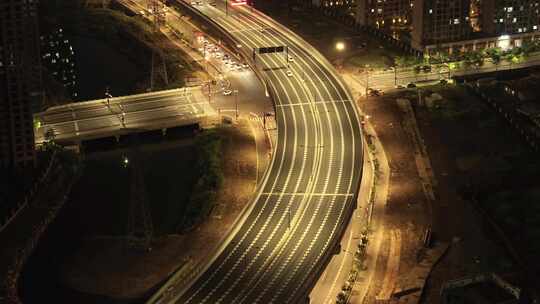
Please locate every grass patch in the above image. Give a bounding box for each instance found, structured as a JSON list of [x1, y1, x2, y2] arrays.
[[345, 49, 396, 69], [180, 129, 224, 231]]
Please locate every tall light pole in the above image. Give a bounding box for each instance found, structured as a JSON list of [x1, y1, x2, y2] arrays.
[[365, 64, 370, 100], [234, 89, 239, 119], [105, 86, 112, 107], [287, 208, 291, 230]]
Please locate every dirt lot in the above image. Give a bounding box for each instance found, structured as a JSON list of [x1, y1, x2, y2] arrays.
[[352, 82, 527, 303], [61, 120, 264, 300], [357, 91, 430, 302]]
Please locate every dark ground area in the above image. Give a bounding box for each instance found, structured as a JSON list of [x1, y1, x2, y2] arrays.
[[19, 133, 198, 304], [18, 124, 258, 302], [39, 0, 196, 104], [359, 85, 526, 303], [413, 84, 539, 301]]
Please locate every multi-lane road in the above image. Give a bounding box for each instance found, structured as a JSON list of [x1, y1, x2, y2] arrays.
[[147, 1, 364, 303], [35, 87, 215, 144], [353, 54, 540, 91]]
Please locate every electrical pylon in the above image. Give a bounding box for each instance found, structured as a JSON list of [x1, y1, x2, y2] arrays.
[[126, 148, 154, 250], [148, 0, 169, 90]]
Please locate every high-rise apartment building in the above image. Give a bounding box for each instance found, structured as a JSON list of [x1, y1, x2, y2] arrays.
[[0, 0, 42, 169], [311, 0, 357, 17], [482, 0, 540, 35], [412, 0, 472, 50], [356, 0, 413, 30]]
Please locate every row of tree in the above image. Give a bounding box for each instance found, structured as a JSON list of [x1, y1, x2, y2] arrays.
[[394, 40, 540, 71]]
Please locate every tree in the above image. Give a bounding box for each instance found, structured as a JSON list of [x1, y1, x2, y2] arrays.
[[485, 47, 502, 64]]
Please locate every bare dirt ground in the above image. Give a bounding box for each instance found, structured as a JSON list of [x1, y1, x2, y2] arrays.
[[61, 120, 265, 300], [357, 94, 430, 302], [356, 87, 520, 303]]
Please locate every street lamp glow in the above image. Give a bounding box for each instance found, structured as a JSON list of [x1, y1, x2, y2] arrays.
[[497, 34, 511, 50], [336, 42, 346, 51]]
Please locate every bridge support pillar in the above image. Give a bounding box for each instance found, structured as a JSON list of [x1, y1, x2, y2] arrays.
[[161, 128, 167, 137]]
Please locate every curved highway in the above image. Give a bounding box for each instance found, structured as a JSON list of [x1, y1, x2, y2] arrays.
[[157, 2, 364, 303]]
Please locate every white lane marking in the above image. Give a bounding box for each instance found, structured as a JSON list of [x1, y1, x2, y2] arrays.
[[261, 193, 354, 197], [275, 99, 352, 107], [226, 15, 337, 304], [188, 14, 318, 304], [178, 18, 307, 304], [232, 12, 356, 303], [195, 15, 316, 304]]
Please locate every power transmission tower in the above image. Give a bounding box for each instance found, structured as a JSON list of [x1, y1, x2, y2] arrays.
[[126, 148, 154, 250], [148, 0, 169, 90]]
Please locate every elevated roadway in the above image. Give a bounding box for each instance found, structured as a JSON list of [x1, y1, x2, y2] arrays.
[[34, 87, 216, 145], [148, 1, 364, 303]]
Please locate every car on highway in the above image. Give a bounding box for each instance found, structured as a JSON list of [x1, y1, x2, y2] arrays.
[[223, 89, 233, 96], [394, 84, 405, 89], [367, 88, 381, 97], [288, 56, 294, 62], [286, 70, 293, 77], [407, 83, 417, 88]]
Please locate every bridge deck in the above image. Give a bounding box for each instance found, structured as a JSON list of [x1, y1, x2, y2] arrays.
[[34, 87, 217, 144]]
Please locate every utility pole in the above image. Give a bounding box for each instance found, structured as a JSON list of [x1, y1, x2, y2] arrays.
[[148, 0, 168, 91], [366, 65, 369, 100], [285, 45, 289, 68], [234, 89, 239, 119], [105, 86, 112, 107], [126, 145, 154, 250], [207, 81, 212, 103]]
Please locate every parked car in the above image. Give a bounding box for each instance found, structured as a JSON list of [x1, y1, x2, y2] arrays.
[[407, 83, 417, 88], [367, 88, 381, 97]]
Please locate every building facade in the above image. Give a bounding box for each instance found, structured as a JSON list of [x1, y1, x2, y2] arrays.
[[355, 0, 413, 30], [0, 0, 42, 169], [312, 0, 357, 17], [411, 0, 472, 50], [482, 0, 540, 35], [41, 28, 78, 100]]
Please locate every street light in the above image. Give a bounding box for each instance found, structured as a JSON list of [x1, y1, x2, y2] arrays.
[[234, 89, 239, 119], [364, 64, 370, 100], [105, 86, 112, 107], [336, 41, 346, 52]]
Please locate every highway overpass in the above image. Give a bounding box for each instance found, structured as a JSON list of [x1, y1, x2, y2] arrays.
[[147, 1, 364, 304], [34, 87, 216, 145]]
